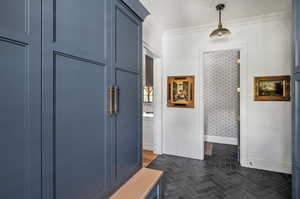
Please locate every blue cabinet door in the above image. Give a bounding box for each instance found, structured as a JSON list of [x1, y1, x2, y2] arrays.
[[293, 74, 300, 199], [293, 0, 300, 198], [293, 73, 300, 199], [42, 0, 112, 199], [0, 1, 42, 199], [294, 0, 300, 74], [111, 0, 143, 188]]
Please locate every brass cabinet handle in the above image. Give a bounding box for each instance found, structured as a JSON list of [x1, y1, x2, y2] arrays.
[[114, 86, 119, 114], [108, 86, 119, 115], [296, 39, 299, 67], [108, 87, 114, 115]]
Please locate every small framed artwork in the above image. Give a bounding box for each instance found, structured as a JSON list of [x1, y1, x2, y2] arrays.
[[167, 76, 195, 108], [254, 76, 290, 101]]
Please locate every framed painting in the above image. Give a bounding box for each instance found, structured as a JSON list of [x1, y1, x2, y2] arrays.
[[254, 76, 290, 101], [167, 76, 195, 108]]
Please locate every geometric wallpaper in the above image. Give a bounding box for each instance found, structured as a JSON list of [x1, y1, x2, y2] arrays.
[[204, 49, 240, 138]]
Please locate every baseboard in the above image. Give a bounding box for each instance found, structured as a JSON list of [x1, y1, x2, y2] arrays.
[[205, 135, 238, 145], [243, 158, 292, 174], [143, 143, 153, 151]]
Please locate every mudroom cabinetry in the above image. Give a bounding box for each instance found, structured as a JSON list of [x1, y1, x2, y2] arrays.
[[293, 0, 300, 198], [0, 0, 149, 199]]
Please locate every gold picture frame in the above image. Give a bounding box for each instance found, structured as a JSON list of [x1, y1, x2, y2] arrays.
[[254, 76, 290, 101], [167, 76, 195, 108]]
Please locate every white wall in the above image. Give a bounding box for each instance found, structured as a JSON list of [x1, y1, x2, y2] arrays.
[[162, 12, 292, 173], [142, 17, 164, 154], [143, 18, 163, 53], [143, 116, 154, 150]]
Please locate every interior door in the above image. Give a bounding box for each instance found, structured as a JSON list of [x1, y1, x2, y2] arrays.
[[0, 1, 42, 199], [42, 0, 111, 199], [112, 0, 143, 188], [293, 0, 300, 198]]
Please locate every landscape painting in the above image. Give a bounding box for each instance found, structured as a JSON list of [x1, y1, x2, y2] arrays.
[[254, 76, 290, 101]]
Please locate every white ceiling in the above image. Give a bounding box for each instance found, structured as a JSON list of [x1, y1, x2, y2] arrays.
[[140, 0, 292, 30]]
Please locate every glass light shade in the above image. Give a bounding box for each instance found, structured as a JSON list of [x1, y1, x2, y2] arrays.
[[209, 27, 231, 38]]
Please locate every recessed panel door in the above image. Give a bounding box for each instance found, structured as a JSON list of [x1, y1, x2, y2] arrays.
[[294, 0, 300, 198], [293, 73, 300, 199], [294, 0, 300, 73], [112, 0, 143, 187], [43, 0, 111, 198], [0, 1, 42, 199]]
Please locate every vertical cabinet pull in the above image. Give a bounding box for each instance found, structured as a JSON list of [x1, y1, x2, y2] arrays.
[[114, 86, 119, 114], [108, 87, 114, 115], [108, 86, 119, 115], [296, 39, 299, 67]]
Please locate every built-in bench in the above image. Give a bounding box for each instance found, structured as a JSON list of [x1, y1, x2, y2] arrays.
[[110, 168, 163, 199]]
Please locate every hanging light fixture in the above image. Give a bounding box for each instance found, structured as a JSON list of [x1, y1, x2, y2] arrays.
[[209, 4, 231, 38]]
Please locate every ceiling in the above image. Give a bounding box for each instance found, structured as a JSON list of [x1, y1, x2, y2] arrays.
[[140, 0, 292, 30]]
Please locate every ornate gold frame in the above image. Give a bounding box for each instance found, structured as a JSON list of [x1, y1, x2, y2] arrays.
[[167, 76, 195, 108], [254, 76, 290, 101]]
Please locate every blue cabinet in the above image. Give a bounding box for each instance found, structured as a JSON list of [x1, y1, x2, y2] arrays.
[[0, 1, 42, 199], [293, 0, 300, 198], [112, 0, 143, 188], [0, 0, 149, 199]]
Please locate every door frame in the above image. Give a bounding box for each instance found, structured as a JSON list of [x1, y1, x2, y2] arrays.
[[142, 41, 163, 154], [198, 42, 248, 163]]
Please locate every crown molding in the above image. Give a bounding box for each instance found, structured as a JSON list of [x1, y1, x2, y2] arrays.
[[164, 11, 291, 38], [121, 0, 150, 20], [143, 41, 162, 58]]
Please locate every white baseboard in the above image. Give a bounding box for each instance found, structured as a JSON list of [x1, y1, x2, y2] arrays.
[[243, 158, 292, 174], [205, 135, 238, 145], [143, 143, 153, 151]]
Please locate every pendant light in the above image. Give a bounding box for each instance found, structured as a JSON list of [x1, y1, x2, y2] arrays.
[[210, 4, 231, 38]]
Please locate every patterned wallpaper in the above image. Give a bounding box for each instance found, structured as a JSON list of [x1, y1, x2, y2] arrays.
[[204, 49, 240, 138]]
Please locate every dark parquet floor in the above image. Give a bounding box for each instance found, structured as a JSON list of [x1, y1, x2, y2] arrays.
[[148, 143, 292, 199]]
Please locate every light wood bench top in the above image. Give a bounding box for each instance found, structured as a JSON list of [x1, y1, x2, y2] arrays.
[[110, 168, 163, 199]]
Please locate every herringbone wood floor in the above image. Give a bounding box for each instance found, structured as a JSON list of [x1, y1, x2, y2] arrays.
[[148, 144, 291, 199]]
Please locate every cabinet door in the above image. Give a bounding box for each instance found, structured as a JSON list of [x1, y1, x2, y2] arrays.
[[293, 0, 300, 198], [0, 1, 42, 199], [42, 0, 111, 199], [293, 73, 300, 199], [112, 0, 143, 188], [294, 0, 300, 73]]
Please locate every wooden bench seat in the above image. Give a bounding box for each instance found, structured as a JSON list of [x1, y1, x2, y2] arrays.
[[110, 168, 163, 199]]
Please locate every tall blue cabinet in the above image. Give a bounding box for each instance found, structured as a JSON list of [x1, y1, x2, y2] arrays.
[[0, 0, 149, 199], [293, 0, 300, 198]]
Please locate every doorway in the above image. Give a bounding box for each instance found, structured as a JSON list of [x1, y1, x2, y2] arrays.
[[142, 44, 162, 167], [203, 49, 241, 163]]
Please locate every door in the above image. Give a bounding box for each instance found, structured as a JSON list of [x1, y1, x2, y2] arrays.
[[0, 1, 42, 199], [42, 0, 111, 199], [112, 0, 143, 188], [293, 0, 300, 198]]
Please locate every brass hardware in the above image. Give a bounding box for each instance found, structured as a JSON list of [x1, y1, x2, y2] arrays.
[[108, 86, 119, 115], [237, 87, 240, 93], [108, 87, 114, 115], [296, 40, 299, 66], [113, 86, 119, 114], [236, 115, 240, 121]]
